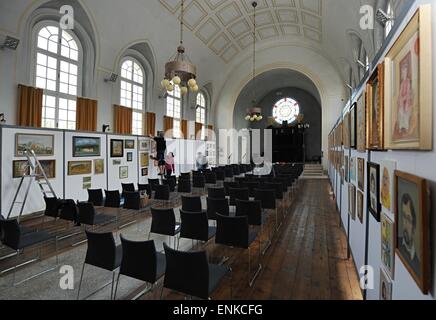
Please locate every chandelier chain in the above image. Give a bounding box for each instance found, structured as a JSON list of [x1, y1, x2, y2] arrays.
[[180, 0, 184, 45], [252, 2, 257, 105]]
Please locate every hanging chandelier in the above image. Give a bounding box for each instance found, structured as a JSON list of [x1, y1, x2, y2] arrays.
[[161, 0, 198, 95], [245, 1, 263, 122]]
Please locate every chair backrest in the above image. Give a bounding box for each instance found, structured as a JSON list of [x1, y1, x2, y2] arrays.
[[163, 243, 209, 300], [148, 179, 160, 186], [138, 184, 152, 197], [254, 189, 276, 210], [154, 185, 170, 201], [182, 196, 202, 212], [223, 182, 239, 196], [85, 230, 118, 271], [177, 179, 192, 193], [180, 210, 210, 242], [59, 199, 78, 222], [192, 175, 206, 188], [123, 192, 141, 210], [235, 200, 262, 226], [215, 214, 249, 249], [150, 208, 177, 236], [120, 235, 160, 283], [0, 219, 21, 250], [163, 179, 176, 192], [104, 190, 121, 208], [240, 181, 260, 198], [121, 183, 135, 193], [232, 165, 241, 176], [180, 172, 191, 180], [205, 172, 217, 184], [208, 187, 225, 199], [228, 187, 249, 206], [206, 197, 229, 220], [77, 202, 96, 225], [224, 167, 234, 178], [215, 170, 225, 181], [44, 197, 60, 218], [87, 189, 103, 207], [265, 182, 284, 200]]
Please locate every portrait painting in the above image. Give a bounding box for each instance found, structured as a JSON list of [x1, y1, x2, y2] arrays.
[[94, 159, 105, 175], [119, 166, 128, 179], [13, 161, 30, 178], [72, 137, 101, 157], [379, 269, 393, 301], [395, 170, 430, 294], [125, 139, 135, 149], [356, 93, 366, 152], [357, 190, 364, 224], [348, 184, 356, 221], [68, 161, 92, 176], [140, 152, 149, 168], [381, 213, 395, 279], [35, 160, 56, 179], [110, 139, 124, 158], [367, 162, 381, 221], [380, 160, 397, 218], [366, 64, 384, 150], [15, 133, 54, 157], [384, 5, 432, 150], [357, 158, 365, 192], [350, 104, 357, 149], [140, 140, 150, 151]]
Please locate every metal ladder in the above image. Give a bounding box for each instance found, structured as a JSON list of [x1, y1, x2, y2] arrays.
[[7, 148, 57, 222]]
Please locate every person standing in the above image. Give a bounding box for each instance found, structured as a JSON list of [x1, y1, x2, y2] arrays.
[[165, 152, 175, 177], [150, 132, 167, 176]]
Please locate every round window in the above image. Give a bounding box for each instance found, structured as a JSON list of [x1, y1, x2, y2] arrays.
[[273, 98, 300, 124]]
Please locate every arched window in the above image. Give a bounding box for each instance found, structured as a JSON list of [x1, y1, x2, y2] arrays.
[[196, 92, 206, 140], [34, 24, 82, 129], [166, 85, 181, 138], [385, 2, 394, 38], [273, 98, 300, 125], [120, 58, 145, 135]]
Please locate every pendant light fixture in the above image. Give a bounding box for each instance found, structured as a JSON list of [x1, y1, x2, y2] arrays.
[[161, 0, 198, 95]]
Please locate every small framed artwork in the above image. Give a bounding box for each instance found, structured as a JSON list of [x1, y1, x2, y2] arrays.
[[140, 152, 149, 167], [110, 139, 124, 158], [68, 161, 92, 176], [94, 159, 105, 175], [15, 133, 54, 157], [366, 63, 385, 150], [119, 166, 128, 179], [379, 269, 393, 300], [384, 5, 432, 150], [36, 160, 56, 179], [357, 190, 364, 224], [113, 159, 121, 166], [12, 160, 30, 178], [350, 104, 357, 149], [82, 176, 91, 189], [357, 158, 365, 191], [380, 160, 397, 218], [356, 93, 366, 152], [343, 112, 351, 148], [348, 184, 356, 221], [127, 152, 133, 162], [350, 157, 356, 183], [125, 139, 135, 149], [140, 140, 150, 151], [381, 213, 395, 280], [141, 167, 148, 177], [72, 136, 101, 157], [368, 162, 381, 221], [395, 170, 430, 294], [344, 155, 349, 183]]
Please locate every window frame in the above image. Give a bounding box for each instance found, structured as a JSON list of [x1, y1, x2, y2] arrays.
[[166, 84, 182, 139], [196, 92, 207, 140], [272, 97, 301, 125]]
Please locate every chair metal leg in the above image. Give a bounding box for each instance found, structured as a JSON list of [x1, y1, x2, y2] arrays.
[[113, 273, 121, 300], [77, 263, 86, 300], [110, 271, 116, 300], [160, 286, 165, 300]]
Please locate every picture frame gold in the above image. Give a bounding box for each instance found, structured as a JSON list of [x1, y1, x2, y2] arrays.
[[356, 93, 366, 152], [68, 161, 92, 176], [366, 63, 385, 150]]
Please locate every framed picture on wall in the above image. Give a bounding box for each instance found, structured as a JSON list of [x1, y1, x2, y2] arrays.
[[356, 93, 366, 152], [140, 152, 149, 167], [357, 190, 364, 224], [344, 155, 349, 183], [12, 160, 30, 178], [357, 158, 365, 191], [119, 166, 128, 179], [380, 160, 397, 219], [127, 152, 133, 162], [368, 162, 381, 221], [343, 112, 351, 148], [94, 159, 105, 175], [384, 5, 432, 150], [68, 161, 92, 176], [125, 140, 135, 149], [36, 160, 56, 179], [140, 140, 150, 151], [366, 63, 385, 150], [350, 157, 356, 183], [350, 104, 357, 149], [395, 170, 430, 294], [141, 167, 148, 177], [348, 183, 356, 221], [110, 139, 124, 158], [15, 133, 54, 157], [113, 159, 121, 166], [72, 136, 101, 157], [381, 213, 395, 280], [379, 269, 393, 300]]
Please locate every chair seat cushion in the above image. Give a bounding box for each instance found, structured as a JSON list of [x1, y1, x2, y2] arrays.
[[19, 231, 55, 249], [208, 263, 230, 295]]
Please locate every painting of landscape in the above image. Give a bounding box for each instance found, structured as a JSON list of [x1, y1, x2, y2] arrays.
[[68, 161, 92, 176], [15, 134, 54, 157], [73, 137, 101, 157]]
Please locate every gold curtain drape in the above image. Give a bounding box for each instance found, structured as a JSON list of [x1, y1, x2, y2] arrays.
[[181, 119, 188, 139], [164, 116, 174, 138], [144, 112, 156, 136], [76, 97, 98, 131], [17, 84, 43, 127], [195, 122, 203, 140], [113, 105, 132, 134]]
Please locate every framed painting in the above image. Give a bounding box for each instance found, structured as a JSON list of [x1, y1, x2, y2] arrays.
[[357, 190, 364, 224], [141, 167, 148, 177], [68, 161, 92, 176], [12, 160, 30, 178], [394, 170, 430, 294], [379, 269, 393, 301], [366, 63, 385, 150], [72, 136, 101, 157], [344, 155, 349, 183], [113, 159, 121, 166], [119, 166, 128, 179], [348, 184, 356, 221], [127, 152, 133, 162], [381, 213, 395, 280], [110, 139, 124, 158], [140, 152, 149, 167], [357, 158, 365, 191], [125, 139, 135, 149], [380, 160, 397, 219], [350, 157, 356, 183], [140, 140, 150, 151], [343, 112, 351, 148], [384, 5, 432, 150], [368, 162, 381, 222], [36, 160, 56, 179], [356, 93, 366, 152], [15, 133, 54, 157], [94, 159, 105, 175], [350, 104, 357, 149]]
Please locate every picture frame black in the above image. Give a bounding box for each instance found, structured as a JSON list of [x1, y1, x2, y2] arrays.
[[350, 103, 357, 149], [367, 161, 381, 222], [110, 139, 124, 158], [72, 136, 101, 157], [127, 152, 133, 162]]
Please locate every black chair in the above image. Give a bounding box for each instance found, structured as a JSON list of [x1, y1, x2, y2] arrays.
[[206, 197, 230, 221], [232, 165, 241, 176], [138, 184, 152, 198], [104, 190, 121, 208], [228, 188, 249, 206], [77, 231, 122, 300], [149, 208, 181, 249], [114, 236, 166, 300], [179, 210, 216, 247], [254, 188, 277, 251], [0, 219, 58, 285], [148, 179, 160, 191], [192, 175, 206, 192], [182, 196, 204, 213], [223, 182, 239, 196], [177, 179, 192, 194], [59, 199, 78, 223], [161, 243, 232, 300], [240, 181, 260, 198], [215, 214, 261, 287], [122, 183, 135, 192], [205, 172, 217, 185], [265, 182, 284, 229], [208, 187, 226, 199], [163, 179, 176, 193], [215, 170, 225, 185], [224, 167, 234, 180], [87, 189, 104, 207], [180, 172, 191, 180], [153, 185, 171, 206], [77, 202, 117, 228], [44, 197, 61, 219]]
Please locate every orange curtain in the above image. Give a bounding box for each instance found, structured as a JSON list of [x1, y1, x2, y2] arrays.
[[207, 124, 214, 140], [17, 84, 43, 127], [164, 116, 174, 138], [113, 105, 132, 134], [195, 122, 203, 140], [145, 112, 156, 136], [76, 97, 98, 131], [181, 119, 188, 139]]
